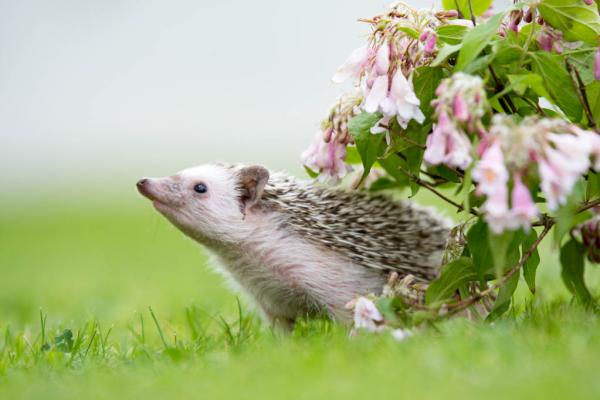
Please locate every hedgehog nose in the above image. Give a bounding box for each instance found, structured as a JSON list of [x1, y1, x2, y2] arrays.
[[137, 178, 153, 199], [137, 178, 148, 188]]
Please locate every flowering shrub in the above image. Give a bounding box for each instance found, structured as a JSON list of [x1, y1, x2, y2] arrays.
[[302, 0, 600, 332]]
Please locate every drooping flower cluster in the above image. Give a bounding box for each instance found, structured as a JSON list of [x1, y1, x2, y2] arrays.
[[424, 73, 488, 170], [331, 3, 467, 143], [474, 115, 600, 233], [301, 91, 362, 183]]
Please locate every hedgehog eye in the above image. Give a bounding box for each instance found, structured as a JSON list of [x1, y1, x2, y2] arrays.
[[193, 183, 208, 194]]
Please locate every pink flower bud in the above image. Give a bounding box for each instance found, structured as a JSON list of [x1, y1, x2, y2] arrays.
[[424, 32, 437, 54], [537, 33, 553, 52], [302, 131, 352, 183], [523, 8, 533, 23], [584, 0, 594, 5], [511, 174, 538, 231], [453, 95, 469, 122], [509, 10, 523, 33], [419, 31, 429, 42], [436, 10, 459, 19]]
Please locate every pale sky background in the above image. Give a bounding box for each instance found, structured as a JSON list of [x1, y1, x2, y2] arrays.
[[0, 1, 505, 194]]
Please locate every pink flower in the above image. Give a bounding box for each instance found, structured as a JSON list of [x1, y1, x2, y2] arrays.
[[473, 141, 516, 232], [422, 31, 437, 55], [390, 70, 425, 128], [595, 47, 600, 81], [584, 0, 594, 5], [538, 149, 579, 210], [511, 174, 538, 231], [332, 46, 371, 84], [547, 132, 591, 175], [537, 33, 554, 52], [301, 131, 352, 183], [352, 297, 385, 333], [511, 10, 523, 33], [473, 141, 508, 196], [453, 95, 469, 122], [375, 41, 390, 75], [474, 145, 538, 233], [363, 75, 389, 114], [483, 183, 513, 234], [362, 70, 424, 130], [424, 111, 472, 169]]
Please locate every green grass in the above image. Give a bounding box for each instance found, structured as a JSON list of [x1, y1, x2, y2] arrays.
[[1, 194, 600, 399]]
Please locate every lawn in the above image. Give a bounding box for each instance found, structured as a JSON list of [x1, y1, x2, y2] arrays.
[[1, 190, 599, 399]]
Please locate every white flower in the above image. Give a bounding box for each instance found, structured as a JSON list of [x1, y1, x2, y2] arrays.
[[332, 46, 370, 84], [391, 71, 425, 128], [361, 70, 424, 130], [547, 132, 591, 175], [390, 328, 413, 341], [352, 297, 385, 333], [472, 141, 509, 197], [363, 75, 389, 114]]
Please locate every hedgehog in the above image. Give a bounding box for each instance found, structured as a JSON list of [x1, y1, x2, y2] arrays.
[[137, 163, 451, 328]]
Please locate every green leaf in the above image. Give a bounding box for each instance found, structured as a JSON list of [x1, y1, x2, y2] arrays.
[[54, 329, 74, 353], [431, 165, 461, 183], [442, 0, 494, 19], [486, 270, 520, 321], [538, 0, 600, 45], [521, 229, 540, 294], [401, 122, 432, 196], [303, 165, 318, 178], [396, 26, 419, 39], [587, 171, 600, 201], [488, 230, 515, 278], [378, 154, 410, 187], [586, 81, 600, 126], [505, 73, 551, 99], [348, 113, 386, 181], [560, 239, 593, 306], [431, 44, 462, 67], [436, 25, 468, 45], [568, 48, 598, 86], [455, 12, 506, 71], [412, 67, 445, 119], [345, 146, 362, 164], [426, 257, 478, 305], [367, 177, 403, 192], [530, 51, 583, 122], [467, 219, 493, 282], [492, 41, 525, 65]]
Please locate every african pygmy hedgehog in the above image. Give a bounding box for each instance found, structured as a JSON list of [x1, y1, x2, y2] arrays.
[[137, 163, 451, 327]]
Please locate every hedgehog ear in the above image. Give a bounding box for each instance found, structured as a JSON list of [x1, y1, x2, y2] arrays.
[[237, 165, 269, 213]]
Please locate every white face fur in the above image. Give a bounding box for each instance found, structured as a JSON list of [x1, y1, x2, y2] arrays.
[[137, 164, 266, 245]]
